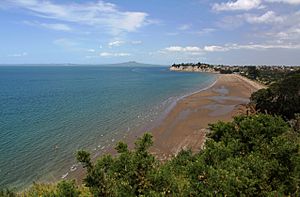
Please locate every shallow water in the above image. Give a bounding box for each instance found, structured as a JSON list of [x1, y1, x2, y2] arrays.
[[0, 65, 216, 189]]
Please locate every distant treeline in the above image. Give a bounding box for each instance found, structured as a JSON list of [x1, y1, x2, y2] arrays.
[[171, 62, 214, 68], [171, 62, 300, 85], [2, 72, 300, 197]]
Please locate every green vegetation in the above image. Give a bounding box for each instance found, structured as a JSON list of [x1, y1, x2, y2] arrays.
[[171, 62, 213, 68], [241, 66, 299, 85], [1, 71, 299, 196], [251, 71, 300, 120]]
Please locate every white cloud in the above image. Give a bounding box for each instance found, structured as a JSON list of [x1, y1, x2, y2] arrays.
[[163, 43, 300, 54], [108, 40, 142, 47], [24, 21, 72, 31], [4, 0, 148, 34], [165, 46, 202, 52], [178, 24, 191, 30], [99, 52, 131, 57], [108, 40, 125, 47], [212, 0, 300, 12], [213, 0, 262, 11], [204, 45, 228, 52], [244, 11, 284, 24], [217, 10, 294, 32], [206, 43, 300, 51], [8, 52, 28, 57], [267, 24, 300, 40], [265, 0, 300, 4], [39, 23, 72, 31], [244, 11, 300, 43]]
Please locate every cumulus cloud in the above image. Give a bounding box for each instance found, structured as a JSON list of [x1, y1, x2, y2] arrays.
[[4, 0, 148, 34], [204, 45, 228, 52], [266, 24, 300, 41], [213, 0, 262, 11], [244, 11, 284, 24], [99, 52, 131, 57], [243, 11, 300, 43]]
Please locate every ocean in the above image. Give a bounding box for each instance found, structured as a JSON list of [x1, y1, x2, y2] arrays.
[[0, 64, 216, 189]]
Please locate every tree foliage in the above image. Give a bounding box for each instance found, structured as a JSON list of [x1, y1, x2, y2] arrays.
[[195, 114, 300, 196], [251, 72, 300, 119]]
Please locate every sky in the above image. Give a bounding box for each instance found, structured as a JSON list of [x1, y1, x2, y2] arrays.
[[0, 0, 300, 65]]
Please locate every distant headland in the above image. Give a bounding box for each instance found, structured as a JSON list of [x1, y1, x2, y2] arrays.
[[170, 62, 300, 85]]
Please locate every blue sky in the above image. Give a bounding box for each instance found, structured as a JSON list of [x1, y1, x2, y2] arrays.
[[0, 0, 300, 65]]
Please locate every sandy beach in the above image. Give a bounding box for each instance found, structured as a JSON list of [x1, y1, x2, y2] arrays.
[[150, 74, 265, 160]]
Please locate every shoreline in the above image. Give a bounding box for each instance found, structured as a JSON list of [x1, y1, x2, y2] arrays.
[[40, 73, 265, 186], [62, 73, 219, 183], [149, 74, 265, 159], [141, 73, 218, 133]]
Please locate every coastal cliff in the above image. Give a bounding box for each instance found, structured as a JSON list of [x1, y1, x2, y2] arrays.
[[170, 65, 219, 73]]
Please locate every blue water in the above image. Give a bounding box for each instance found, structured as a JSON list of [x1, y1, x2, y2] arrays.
[[0, 65, 216, 189]]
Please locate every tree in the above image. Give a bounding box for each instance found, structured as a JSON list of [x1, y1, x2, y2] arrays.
[[247, 66, 259, 79], [251, 72, 300, 119], [189, 114, 300, 196], [57, 180, 80, 197], [76, 133, 159, 196]]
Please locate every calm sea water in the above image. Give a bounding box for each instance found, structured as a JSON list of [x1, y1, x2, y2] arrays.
[[0, 65, 216, 189]]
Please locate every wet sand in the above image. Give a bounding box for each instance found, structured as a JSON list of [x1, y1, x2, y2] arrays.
[[150, 74, 265, 160]]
